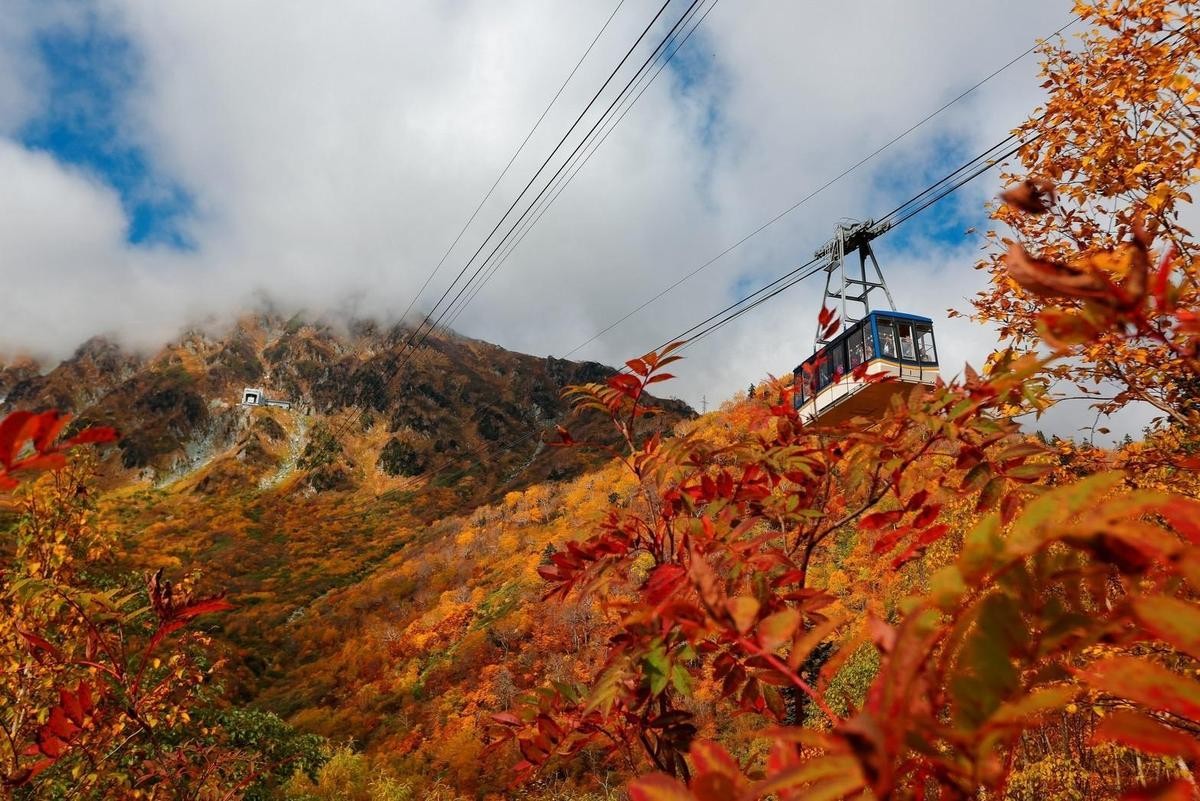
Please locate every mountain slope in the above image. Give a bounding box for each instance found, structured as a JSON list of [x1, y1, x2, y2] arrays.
[[0, 315, 692, 712]]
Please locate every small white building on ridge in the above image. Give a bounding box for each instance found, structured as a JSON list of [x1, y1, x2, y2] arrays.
[[241, 387, 292, 410]]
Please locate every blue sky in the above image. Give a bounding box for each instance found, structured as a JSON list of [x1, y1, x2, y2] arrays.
[[18, 11, 191, 247]]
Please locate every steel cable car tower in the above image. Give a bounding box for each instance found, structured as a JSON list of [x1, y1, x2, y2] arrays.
[[796, 221, 939, 425], [814, 220, 896, 346]]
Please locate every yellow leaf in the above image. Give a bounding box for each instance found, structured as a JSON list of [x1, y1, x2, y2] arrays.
[[1147, 182, 1171, 212]]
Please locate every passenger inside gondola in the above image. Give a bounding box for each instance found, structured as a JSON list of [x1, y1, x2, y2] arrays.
[[898, 322, 916, 360], [878, 319, 897, 358], [917, 325, 936, 362]]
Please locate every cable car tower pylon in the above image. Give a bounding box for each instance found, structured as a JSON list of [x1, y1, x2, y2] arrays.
[[814, 219, 896, 348]]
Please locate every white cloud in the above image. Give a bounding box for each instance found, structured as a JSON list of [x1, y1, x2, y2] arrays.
[[2, 0, 1157, 439]]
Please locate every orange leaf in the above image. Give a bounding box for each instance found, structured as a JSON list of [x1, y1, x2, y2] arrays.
[[757, 609, 800, 653], [628, 773, 697, 801]]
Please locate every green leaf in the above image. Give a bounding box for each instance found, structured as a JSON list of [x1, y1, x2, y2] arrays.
[[643, 644, 671, 697], [1006, 471, 1125, 558], [1003, 462, 1053, 481], [951, 592, 1027, 727], [996, 441, 1049, 460], [671, 664, 693, 696], [960, 513, 1002, 582], [961, 462, 992, 492], [976, 476, 1004, 512], [1077, 657, 1200, 722], [929, 566, 967, 611]]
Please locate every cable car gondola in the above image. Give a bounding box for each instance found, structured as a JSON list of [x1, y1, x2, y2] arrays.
[[793, 221, 939, 425]]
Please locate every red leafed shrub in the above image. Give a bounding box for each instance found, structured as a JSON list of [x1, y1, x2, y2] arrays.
[[494, 4, 1200, 796], [0, 410, 246, 796]]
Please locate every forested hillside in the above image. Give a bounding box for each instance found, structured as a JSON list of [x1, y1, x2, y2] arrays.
[[3, 2, 1200, 800]]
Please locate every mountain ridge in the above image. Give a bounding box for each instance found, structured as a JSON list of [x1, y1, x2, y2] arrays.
[[0, 314, 693, 730]]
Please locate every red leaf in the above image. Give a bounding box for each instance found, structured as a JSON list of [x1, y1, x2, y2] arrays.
[[59, 688, 84, 727], [171, 595, 235, 622], [46, 707, 78, 740], [609, 373, 641, 389], [32, 411, 71, 454], [872, 525, 911, 556], [0, 411, 35, 468], [860, 510, 903, 531], [1152, 243, 1177, 306], [554, 425, 575, 446], [911, 504, 941, 529], [11, 454, 67, 473], [690, 739, 741, 778], [1093, 709, 1200, 760], [76, 681, 93, 714], [645, 563, 686, 606], [1158, 497, 1200, 544], [518, 737, 547, 765], [1077, 657, 1200, 721], [36, 732, 68, 759], [891, 524, 949, 569], [1131, 596, 1200, 661], [490, 712, 521, 727], [1000, 177, 1056, 214], [18, 630, 62, 662], [905, 489, 929, 512]]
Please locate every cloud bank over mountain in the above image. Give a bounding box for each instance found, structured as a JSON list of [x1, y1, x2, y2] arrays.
[[6, 0, 1155, 437]]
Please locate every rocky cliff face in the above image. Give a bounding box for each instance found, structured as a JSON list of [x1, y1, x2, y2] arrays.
[[1, 314, 692, 499]]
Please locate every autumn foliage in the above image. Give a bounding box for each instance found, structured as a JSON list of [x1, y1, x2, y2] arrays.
[[0, 415, 281, 797], [491, 3, 1200, 799], [3, 2, 1200, 799]]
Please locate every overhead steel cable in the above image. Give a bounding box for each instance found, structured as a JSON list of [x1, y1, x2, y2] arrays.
[[390, 0, 687, 361], [336, 9, 1068, 450], [321, 14, 1103, 503], [679, 139, 1034, 353], [373, 128, 1038, 501], [325, 0, 683, 444], [441, 0, 723, 332], [391, 0, 708, 373], [394, 0, 629, 329], [554, 14, 1079, 359]]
